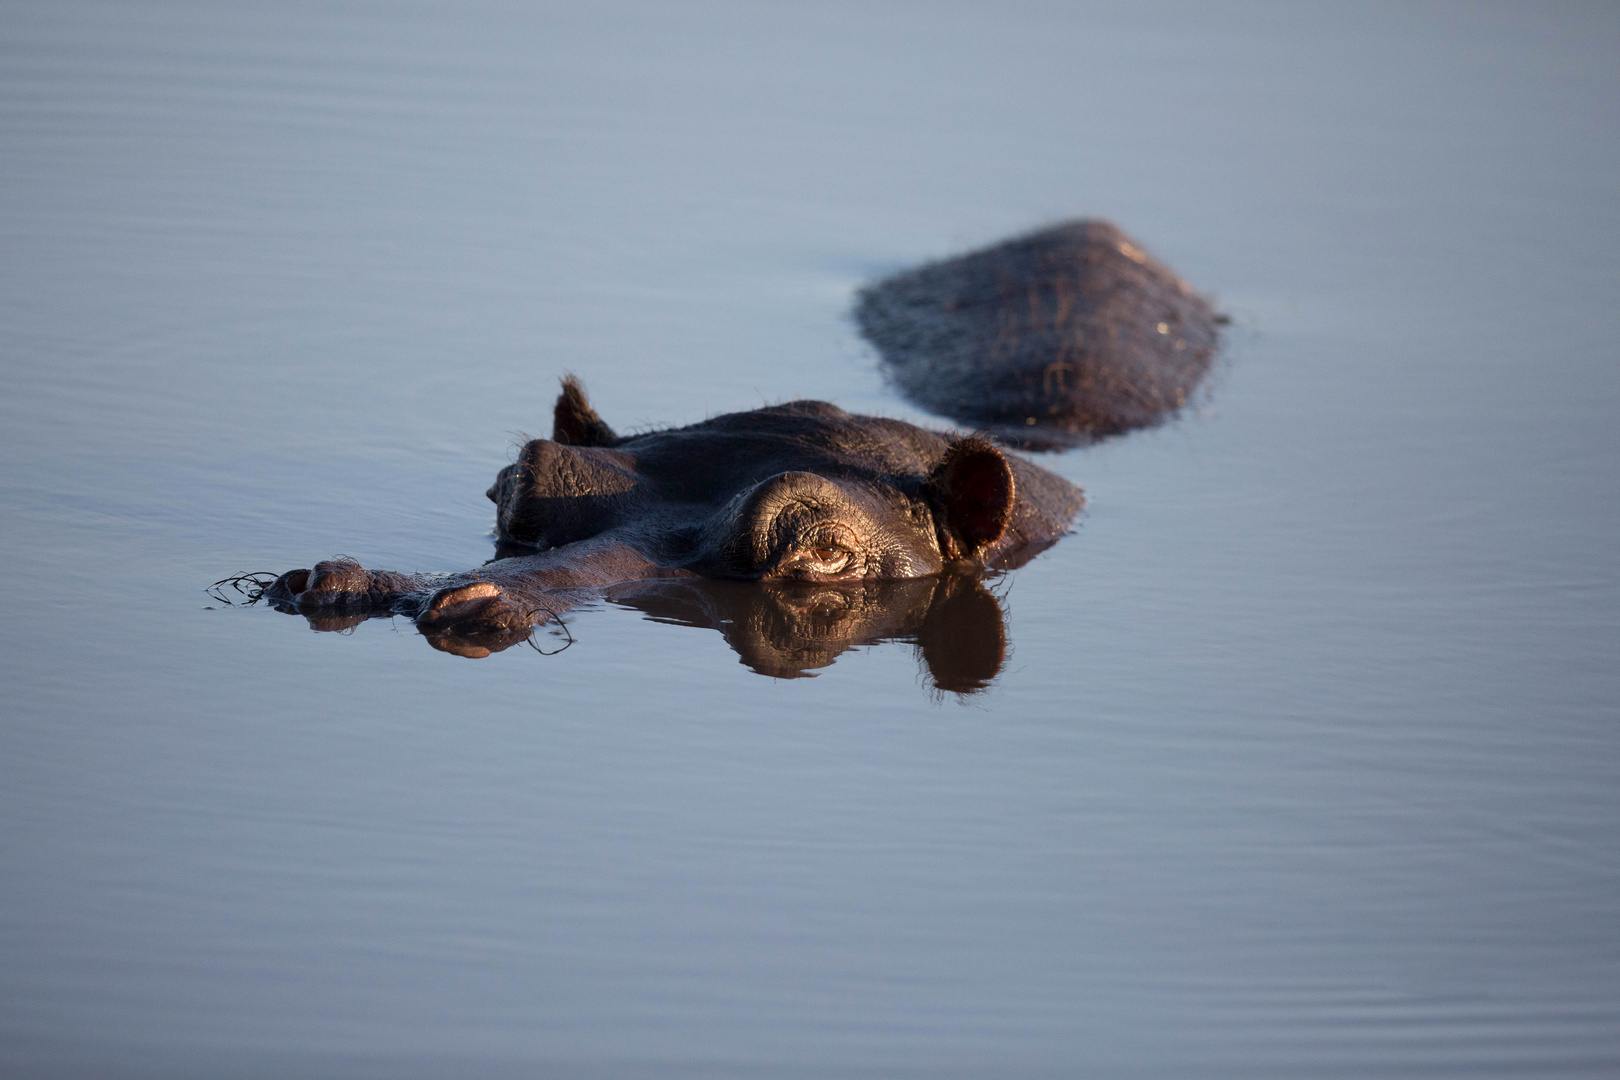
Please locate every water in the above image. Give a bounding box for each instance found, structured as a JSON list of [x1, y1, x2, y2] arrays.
[[2, 1, 1618, 1075]]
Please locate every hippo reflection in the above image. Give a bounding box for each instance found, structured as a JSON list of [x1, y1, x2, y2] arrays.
[[259, 379, 1081, 676], [272, 570, 1010, 692], [615, 575, 1007, 691]]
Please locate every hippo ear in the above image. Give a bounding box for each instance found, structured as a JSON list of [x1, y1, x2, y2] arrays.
[[553, 376, 619, 447], [927, 437, 1016, 559]]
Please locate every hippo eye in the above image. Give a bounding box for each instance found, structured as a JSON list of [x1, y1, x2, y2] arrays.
[[788, 546, 851, 577]]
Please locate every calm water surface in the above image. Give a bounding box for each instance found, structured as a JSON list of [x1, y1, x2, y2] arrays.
[[2, 2, 1618, 1076]]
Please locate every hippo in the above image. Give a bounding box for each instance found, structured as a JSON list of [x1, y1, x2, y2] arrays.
[[260, 378, 1083, 669], [856, 220, 1221, 448], [242, 220, 1220, 682]]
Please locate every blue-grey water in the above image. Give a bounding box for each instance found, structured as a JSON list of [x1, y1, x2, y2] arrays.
[[3, 2, 1618, 1076]]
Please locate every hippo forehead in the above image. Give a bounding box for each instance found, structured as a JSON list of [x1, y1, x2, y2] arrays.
[[618, 401, 948, 497]]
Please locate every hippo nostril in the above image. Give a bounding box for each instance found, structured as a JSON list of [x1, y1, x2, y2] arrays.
[[270, 568, 310, 598]]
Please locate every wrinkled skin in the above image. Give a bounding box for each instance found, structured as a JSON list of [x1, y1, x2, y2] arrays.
[[264, 379, 1083, 658]]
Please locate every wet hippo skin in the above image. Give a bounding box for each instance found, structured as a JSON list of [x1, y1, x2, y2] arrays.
[[262, 378, 1082, 669]]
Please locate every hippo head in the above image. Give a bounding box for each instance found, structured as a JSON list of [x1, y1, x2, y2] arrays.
[[485, 378, 1080, 582], [255, 377, 1082, 679]]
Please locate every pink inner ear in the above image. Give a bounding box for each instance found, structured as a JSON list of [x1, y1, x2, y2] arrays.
[[937, 440, 1015, 551]]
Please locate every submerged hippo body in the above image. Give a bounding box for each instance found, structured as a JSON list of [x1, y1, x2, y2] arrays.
[[856, 220, 1221, 448], [265, 379, 1082, 660]]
